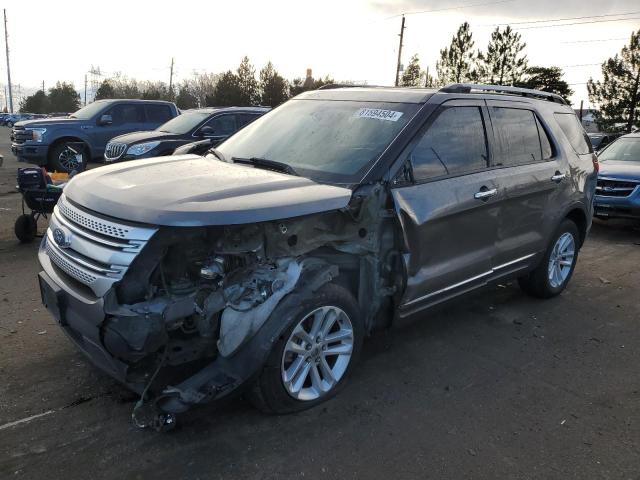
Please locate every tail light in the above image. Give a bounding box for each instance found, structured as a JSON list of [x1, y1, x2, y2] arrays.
[[592, 155, 599, 174]]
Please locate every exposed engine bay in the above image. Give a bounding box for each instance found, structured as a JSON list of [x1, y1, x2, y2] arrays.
[[92, 185, 400, 426]]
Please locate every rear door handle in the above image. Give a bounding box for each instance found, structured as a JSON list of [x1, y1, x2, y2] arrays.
[[551, 173, 566, 182], [474, 188, 497, 200]]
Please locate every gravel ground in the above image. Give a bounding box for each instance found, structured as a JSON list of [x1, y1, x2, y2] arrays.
[[0, 126, 639, 479]]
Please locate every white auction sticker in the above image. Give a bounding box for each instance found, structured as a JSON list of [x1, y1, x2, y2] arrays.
[[354, 108, 403, 122]]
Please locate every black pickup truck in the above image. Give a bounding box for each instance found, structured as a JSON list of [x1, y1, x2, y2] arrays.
[[11, 99, 179, 172]]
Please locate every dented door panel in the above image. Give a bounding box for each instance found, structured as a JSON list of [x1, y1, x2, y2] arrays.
[[392, 169, 500, 311]]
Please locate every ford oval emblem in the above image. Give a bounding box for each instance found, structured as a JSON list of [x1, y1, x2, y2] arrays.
[[53, 228, 70, 248]]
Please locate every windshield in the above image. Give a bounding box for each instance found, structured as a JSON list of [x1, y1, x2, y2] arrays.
[[69, 102, 109, 120], [215, 99, 420, 183], [598, 137, 640, 162], [157, 111, 210, 134]]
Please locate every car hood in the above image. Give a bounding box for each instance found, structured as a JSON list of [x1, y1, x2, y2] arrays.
[[598, 160, 640, 181], [16, 118, 79, 128], [63, 155, 353, 226], [110, 130, 181, 145]]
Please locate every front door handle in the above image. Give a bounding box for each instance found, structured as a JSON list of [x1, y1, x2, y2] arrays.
[[474, 188, 497, 200], [551, 172, 566, 183]]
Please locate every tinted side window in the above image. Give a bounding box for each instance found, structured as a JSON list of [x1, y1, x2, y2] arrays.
[[411, 106, 488, 181], [491, 107, 542, 166], [205, 114, 237, 135], [107, 104, 144, 125], [554, 113, 592, 154], [145, 104, 173, 123], [237, 113, 262, 128]]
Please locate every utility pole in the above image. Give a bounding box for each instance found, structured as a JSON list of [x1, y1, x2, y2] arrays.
[[84, 74, 87, 105], [4, 9, 13, 113], [394, 15, 406, 87], [579, 100, 584, 122], [42, 80, 45, 93], [169, 58, 174, 97], [424, 66, 430, 87]]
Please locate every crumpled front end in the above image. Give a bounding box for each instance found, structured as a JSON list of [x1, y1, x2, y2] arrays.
[[38, 186, 398, 419]]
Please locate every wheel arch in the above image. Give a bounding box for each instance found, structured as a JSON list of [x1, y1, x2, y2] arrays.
[[48, 135, 92, 161], [564, 206, 589, 247]]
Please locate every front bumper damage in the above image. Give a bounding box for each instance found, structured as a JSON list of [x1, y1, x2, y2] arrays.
[[39, 241, 338, 416], [38, 184, 395, 428]]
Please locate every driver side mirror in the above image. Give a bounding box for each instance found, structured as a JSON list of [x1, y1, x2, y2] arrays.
[[199, 126, 215, 137], [98, 114, 113, 126]]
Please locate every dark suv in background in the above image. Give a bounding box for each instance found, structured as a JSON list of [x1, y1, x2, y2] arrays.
[[104, 106, 269, 162], [11, 99, 179, 172], [38, 84, 597, 428]]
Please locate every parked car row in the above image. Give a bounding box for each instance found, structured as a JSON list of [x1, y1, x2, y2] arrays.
[[1, 112, 48, 127], [593, 132, 640, 220], [35, 83, 602, 429], [10, 99, 270, 173]]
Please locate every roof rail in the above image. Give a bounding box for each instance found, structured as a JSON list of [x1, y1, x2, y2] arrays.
[[317, 83, 386, 90], [439, 83, 568, 105]]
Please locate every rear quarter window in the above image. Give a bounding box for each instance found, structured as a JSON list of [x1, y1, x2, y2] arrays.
[[554, 113, 592, 155], [145, 104, 174, 123]]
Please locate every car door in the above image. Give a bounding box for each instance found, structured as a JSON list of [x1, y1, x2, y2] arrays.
[[484, 100, 566, 270], [391, 100, 499, 314], [194, 113, 237, 146], [91, 103, 146, 156]]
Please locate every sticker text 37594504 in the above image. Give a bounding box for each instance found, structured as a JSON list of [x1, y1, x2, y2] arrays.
[[354, 108, 404, 122]]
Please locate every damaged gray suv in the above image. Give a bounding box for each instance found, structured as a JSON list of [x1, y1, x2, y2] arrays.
[[38, 84, 598, 428]]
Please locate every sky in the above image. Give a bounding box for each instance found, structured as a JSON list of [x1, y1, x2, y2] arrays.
[[1, 0, 639, 109]]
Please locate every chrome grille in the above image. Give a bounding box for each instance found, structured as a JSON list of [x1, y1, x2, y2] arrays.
[[596, 178, 639, 197], [57, 199, 130, 238], [44, 194, 157, 296], [104, 142, 127, 161], [46, 240, 97, 285]]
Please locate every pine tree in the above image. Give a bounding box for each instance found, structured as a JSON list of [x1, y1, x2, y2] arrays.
[[259, 62, 289, 106], [20, 90, 49, 113], [209, 70, 243, 106], [479, 26, 527, 85], [47, 82, 80, 112], [517, 66, 573, 102], [588, 29, 640, 133], [236, 56, 260, 105], [436, 22, 477, 84], [401, 54, 422, 87], [94, 80, 115, 100], [175, 81, 198, 110]]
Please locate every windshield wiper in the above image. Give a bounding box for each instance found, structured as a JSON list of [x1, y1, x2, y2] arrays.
[[231, 157, 298, 176]]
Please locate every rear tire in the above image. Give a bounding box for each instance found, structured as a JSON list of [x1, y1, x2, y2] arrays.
[[14, 214, 37, 243], [519, 219, 579, 298], [248, 283, 363, 414], [48, 141, 87, 173]]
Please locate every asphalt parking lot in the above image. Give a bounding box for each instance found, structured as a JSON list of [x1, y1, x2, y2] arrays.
[[0, 126, 639, 479]]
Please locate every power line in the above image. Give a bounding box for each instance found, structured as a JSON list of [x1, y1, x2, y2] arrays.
[[513, 16, 640, 30], [385, 0, 518, 20], [561, 63, 602, 68], [560, 37, 627, 44], [486, 10, 640, 27]]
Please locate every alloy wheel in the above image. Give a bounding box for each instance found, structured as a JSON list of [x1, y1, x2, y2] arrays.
[[58, 147, 83, 171], [281, 305, 354, 401], [548, 232, 575, 288]]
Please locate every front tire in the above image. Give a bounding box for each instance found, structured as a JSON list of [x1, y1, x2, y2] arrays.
[[519, 219, 579, 298], [248, 283, 363, 414], [48, 141, 87, 173]]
